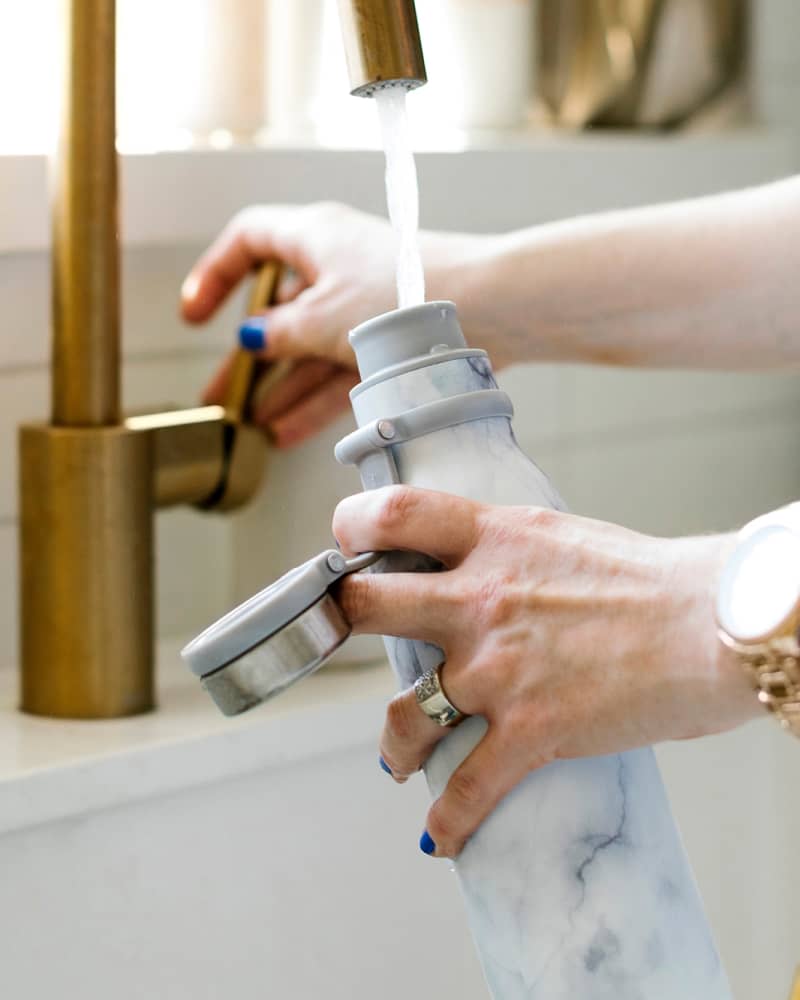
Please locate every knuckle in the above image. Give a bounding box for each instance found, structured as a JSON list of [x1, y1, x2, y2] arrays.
[[335, 573, 370, 626], [472, 576, 516, 629], [331, 498, 358, 550], [426, 801, 459, 853], [523, 506, 564, 536], [374, 486, 416, 535], [230, 205, 260, 233], [379, 748, 409, 780], [287, 301, 319, 345], [385, 693, 415, 742], [452, 658, 485, 707], [448, 769, 483, 809], [331, 498, 347, 533], [308, 200, 345, 223]]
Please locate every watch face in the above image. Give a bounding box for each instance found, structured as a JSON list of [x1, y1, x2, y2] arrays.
[[717, 524, 800, 643]]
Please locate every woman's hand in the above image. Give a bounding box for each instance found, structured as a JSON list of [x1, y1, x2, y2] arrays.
[[180, 202, 488, 447], [333, 486, 758, 858]]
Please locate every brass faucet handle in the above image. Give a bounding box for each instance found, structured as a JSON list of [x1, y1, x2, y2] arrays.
[[224, 261, 285, 424], [204, 261, 294, 513], [247, 259, 282, 315]]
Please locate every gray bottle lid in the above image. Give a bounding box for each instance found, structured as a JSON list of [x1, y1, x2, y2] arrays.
[[181, 549, 378, 678], [349, 301, 466, 380]]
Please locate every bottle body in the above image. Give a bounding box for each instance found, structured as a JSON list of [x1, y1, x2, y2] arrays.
[[345, 305, 731, 998]]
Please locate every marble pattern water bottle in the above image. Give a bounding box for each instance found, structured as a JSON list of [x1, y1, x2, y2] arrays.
[[339, 300, 732, 999]]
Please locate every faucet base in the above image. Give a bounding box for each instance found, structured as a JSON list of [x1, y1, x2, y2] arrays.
[[19, 423, 154, 719]]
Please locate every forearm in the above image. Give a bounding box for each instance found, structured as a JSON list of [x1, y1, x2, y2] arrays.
[[437, 176, 800, 370]]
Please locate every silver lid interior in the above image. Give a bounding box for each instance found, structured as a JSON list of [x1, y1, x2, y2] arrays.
[[199, 593, 352, 716], [181, 549, 375, 679]]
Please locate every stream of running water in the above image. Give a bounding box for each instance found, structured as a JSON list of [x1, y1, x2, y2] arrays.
[[375, 86, 426, 309]]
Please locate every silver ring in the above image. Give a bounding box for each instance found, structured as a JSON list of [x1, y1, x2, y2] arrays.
[[414, 664, 466, 727]]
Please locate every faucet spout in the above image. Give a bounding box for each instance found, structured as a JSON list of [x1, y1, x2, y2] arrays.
[[51, 0, 119, 426], [337, 0, 427, 97]]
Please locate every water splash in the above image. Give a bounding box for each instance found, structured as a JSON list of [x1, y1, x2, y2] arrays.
[[375, 86, 426, 309]]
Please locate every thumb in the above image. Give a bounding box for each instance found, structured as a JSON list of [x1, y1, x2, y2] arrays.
[[238, 290, 352, 366]]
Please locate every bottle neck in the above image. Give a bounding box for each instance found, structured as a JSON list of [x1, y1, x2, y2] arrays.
[[350, 350, 497, 427]]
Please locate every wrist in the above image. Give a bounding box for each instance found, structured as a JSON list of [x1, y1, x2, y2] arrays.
[[429, 226, 597, 369], [423, 231, 519, 366], [700, 535, 764, 731], [664, 534, 759, 740]]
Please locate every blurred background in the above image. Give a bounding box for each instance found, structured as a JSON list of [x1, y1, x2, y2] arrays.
[[0, 2, 799, 998], [0, 0, 762, 152]]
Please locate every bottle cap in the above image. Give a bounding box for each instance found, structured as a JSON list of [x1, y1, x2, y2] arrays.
[[181, 550, 379, 716]]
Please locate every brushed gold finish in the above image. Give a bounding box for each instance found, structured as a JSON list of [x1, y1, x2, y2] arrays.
[[789, 968, 800, 1000], [246, 263, 281, 333], [20, 424, 153, 718], [337, 0, 426, 96], [718, 630, 800, 740], [202, 260, 289, 511], [197, 421, 267, 513], [224, 261, 282, 423], [52, 0, 119, 425], [126, 406, 228, 508]]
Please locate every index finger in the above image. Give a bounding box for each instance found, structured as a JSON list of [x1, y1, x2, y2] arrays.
[[180, 206, 309, 324], [333, 486, 482, 569]]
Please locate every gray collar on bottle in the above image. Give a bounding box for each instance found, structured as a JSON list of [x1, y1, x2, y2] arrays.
[[349, 347, 487, 398], [335, 388, 513, 488]]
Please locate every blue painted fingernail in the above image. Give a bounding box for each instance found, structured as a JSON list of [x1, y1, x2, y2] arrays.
[[238, 315, 268, 351], [419, 830, 436, 856], [379, 756, 392, 776]]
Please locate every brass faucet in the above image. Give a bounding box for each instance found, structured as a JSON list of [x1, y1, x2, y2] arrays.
[[18, 0, 426, 719], [337, 0, 426, 96]]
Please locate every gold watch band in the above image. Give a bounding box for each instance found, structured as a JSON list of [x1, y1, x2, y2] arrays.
[[719, 631, 800, 738]]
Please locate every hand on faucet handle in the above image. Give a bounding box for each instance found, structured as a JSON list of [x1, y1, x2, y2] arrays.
[[181, 203, 395, 446], [180, 201, 487, 448]]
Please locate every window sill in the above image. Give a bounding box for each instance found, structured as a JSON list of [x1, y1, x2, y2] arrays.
[[1, 126, 797, 254]]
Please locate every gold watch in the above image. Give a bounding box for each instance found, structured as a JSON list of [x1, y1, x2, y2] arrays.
[[716, 503, 800, 738]]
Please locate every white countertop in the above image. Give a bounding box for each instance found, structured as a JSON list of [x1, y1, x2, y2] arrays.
[[0, 641, 394, 836]]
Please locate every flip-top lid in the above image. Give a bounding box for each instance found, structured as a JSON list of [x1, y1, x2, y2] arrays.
[[181, 549, 378, 678]]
